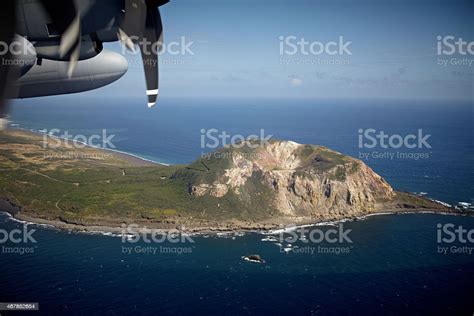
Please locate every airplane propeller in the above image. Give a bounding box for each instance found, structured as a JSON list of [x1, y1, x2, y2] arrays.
[[119, 0, 168, 108], [40, 0, 82, 78], [0, 0, 169, 131]]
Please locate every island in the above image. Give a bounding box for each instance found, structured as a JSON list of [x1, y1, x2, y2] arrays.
[[0, 129, 458, 234]]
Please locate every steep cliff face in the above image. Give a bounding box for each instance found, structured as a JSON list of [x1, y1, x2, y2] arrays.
[[184, 140, 395, 218]]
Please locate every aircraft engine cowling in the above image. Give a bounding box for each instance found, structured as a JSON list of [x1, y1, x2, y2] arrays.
[[9, 49, 128, 98]]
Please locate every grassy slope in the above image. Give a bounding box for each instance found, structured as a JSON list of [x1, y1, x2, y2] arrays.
[[0, 131, 276, 224]]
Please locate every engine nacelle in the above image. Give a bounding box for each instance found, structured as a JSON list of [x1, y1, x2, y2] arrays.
[[10, 49, 128, 98]]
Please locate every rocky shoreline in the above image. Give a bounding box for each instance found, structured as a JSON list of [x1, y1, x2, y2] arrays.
[[0, 197, 466, 237]]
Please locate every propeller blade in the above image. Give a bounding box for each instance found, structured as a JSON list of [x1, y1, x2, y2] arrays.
[[118, 0, 147, 51], [120, 0, 167, 108], [59, 15, 81, 77], [139, 8, 163, 108], [40, 0, 81, 77]]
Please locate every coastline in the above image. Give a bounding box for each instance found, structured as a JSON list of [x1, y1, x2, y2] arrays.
[[10, 127, 168, 167], [0, 202, 468, 238]]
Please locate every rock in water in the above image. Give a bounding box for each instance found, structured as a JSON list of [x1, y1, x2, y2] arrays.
[[242, 254, 265, 264]]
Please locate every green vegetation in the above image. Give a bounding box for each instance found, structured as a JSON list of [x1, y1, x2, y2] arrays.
[[0, 131, 278, 224]]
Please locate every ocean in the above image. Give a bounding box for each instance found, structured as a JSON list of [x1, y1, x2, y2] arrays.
[[1, 97, 473, 315], [1, 212, 473, 315]]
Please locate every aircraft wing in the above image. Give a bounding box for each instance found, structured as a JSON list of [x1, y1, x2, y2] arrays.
[[0, 0, 169, 129]]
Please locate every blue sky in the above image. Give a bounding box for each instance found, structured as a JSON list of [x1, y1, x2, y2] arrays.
[[51, 0, 474, 101]]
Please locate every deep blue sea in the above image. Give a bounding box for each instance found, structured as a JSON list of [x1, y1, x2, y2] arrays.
[[1, 97, 473, 315]]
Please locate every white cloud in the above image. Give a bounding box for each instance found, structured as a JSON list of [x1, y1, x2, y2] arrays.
[[290, 77, 303, 87]]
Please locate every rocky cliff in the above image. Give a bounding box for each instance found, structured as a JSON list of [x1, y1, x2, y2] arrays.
[[179, 140, 399, 219]]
